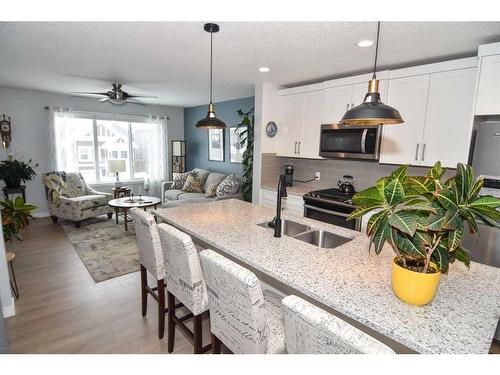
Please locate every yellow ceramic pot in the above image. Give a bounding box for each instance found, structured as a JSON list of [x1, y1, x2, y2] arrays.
[[391, 257, 441, 306]]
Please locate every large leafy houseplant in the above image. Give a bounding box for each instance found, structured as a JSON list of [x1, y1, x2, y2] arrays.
[[235, 108, 254, 202], [1, 196, 37, 242], [348, 162, 500, 274], [0, 155, 38, 188]]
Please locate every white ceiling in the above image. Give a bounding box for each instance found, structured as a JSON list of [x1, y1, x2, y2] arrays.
[[1, 22, 500, 107]]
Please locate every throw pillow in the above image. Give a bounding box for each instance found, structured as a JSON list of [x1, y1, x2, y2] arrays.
[[216, 174, 241, 197], [182, 174, 205, 193], [204, 183, 220, 198], [170, 172, 192, 190]]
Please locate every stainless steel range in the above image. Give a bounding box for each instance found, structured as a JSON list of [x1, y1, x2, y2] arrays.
[[303, 187, 360, 231]]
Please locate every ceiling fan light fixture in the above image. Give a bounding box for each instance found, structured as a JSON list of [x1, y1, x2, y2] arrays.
[[341, 22, 404, 126], [196, 23, 226, 130]]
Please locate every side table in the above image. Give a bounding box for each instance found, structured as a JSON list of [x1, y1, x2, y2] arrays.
[[112, 187, 131, 224], [2, 185, 26, 202]]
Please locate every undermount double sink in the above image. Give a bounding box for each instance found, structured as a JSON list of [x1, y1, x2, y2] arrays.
[[257, 219, 352, 249]]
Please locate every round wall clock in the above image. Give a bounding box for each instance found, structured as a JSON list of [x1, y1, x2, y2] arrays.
[[266, 121, 278, 137]]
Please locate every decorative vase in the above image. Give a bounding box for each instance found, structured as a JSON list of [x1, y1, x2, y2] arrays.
[[391, 257, 441, 306]]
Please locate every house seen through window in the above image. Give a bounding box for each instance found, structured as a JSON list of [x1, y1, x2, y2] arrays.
[[54, 114, 158, 184]]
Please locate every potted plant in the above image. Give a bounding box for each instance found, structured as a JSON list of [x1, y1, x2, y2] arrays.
[[0, 155, 38, 188], [348, 162, 500, 306], [1, 196, 37, 242], [236, 108, 254, 202]]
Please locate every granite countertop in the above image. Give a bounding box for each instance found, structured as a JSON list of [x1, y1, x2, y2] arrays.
[[153, 199, 500, 354]]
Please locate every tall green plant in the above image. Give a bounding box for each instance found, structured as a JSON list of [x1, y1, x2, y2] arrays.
[[1, 196, 37, 242], [236, 108, 254, 202], [347, 162, 500, 274]]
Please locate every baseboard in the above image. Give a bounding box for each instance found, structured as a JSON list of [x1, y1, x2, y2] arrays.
[[33, 211, 50, 218], [2, 297, 15, 318]]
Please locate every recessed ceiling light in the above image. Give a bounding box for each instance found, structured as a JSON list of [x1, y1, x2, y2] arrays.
[[258, 66, 270, 73], [357, 40, 374, 47]]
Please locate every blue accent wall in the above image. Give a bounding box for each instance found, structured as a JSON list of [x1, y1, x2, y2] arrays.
[[184, 96, 255, 175]]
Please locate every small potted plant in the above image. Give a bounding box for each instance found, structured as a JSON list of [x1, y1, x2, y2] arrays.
[[0, 155, 38, 188], [1, 196, 37, 242], [348, 162, 500, 306]]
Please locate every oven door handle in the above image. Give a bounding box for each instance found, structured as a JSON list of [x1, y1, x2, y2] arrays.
[[304, 204, 351, 217]]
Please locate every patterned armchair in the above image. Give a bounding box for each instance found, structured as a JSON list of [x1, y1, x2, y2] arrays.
[[42, 171, 113, 228]]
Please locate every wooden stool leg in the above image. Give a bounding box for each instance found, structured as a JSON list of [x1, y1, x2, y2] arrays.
[[158, 279, 165, 339], [9, 261, 19, 299], [140, 265, 147, 317], [115, 208, 119, 224], [212, 333, 221, 354], [167, 291, 176, 353], [193, 314, 203, 354]]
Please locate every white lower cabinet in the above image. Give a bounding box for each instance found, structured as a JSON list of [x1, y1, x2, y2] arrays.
[[259, 188, 304, 217], [380, 66, 476, 168]]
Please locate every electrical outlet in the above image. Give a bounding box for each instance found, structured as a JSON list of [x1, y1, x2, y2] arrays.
[[315, 172, 321, 180]]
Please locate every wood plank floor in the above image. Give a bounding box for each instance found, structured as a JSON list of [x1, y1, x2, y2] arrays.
[[4, 217, 499, 354], [4, 217, 210, 354]]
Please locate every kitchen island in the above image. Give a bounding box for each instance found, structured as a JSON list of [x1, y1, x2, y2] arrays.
[[153, 199, 500, 354]]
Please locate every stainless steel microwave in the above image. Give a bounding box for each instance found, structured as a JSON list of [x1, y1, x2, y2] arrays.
[[319, 124, 382, 160]]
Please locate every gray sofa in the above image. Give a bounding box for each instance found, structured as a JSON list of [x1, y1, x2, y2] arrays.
[[161, 168, 243, 206]]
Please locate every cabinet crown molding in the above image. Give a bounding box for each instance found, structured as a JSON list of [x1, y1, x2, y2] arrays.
[[478, 42, 500, 57]]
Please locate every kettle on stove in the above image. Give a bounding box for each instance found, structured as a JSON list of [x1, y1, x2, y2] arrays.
[[337, 175, 356, 195]]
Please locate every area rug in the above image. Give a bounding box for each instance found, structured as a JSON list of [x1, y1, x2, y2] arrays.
[[61, 216, 139, 283]]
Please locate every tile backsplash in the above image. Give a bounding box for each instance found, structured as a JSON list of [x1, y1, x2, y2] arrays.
[[261, 153, 455, 192]]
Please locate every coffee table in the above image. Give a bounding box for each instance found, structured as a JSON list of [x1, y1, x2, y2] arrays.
[[108, 196, 161, 231]]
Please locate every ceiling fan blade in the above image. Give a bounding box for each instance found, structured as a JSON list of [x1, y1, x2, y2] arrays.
[[72, 92, 109, 96], [99, 97, 109, 102], [127, 94, 159, 99]]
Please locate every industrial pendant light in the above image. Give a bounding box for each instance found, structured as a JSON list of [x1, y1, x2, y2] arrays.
[[196, 23, 226, 129], [340, 22, 404, 126]]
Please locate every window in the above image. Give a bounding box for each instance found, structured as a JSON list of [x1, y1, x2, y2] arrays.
[[54, 113, 165, 184]]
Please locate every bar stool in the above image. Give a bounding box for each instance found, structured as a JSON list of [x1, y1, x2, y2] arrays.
[[130, 208, 168, 339], [157, 223, 211, 354], [282, 295, 395, 354], [6, 252, 19, 299], [199, 249, 286, 354]]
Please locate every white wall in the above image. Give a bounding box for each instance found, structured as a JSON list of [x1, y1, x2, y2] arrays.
[[253, 82, 279, 203], [0, 211, 14, 318], [0, 87, 184, 215]]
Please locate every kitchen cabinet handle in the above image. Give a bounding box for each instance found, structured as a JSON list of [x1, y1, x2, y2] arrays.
[[415, 143, 420, 161], [298, 141, 301, 154], [346, 103, 350, 111], [294, 141, 298, 154], [421, 143, 427, 161], [351, 103, 355, 109]]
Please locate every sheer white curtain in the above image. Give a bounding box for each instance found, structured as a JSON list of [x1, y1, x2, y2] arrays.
[[47, 107, 73, 171], [146, 115, 168, 197]]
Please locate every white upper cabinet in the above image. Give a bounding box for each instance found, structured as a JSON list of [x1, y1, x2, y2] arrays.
[[277, 93, 304, 157], [380, 75, 430, 165], [277, 89, 325, 158], [475, 54, 500, 115], [324, 85, 353, 124], [301, 90, 326, 158], [422, 68, 476, 168], [380, 65, 476, 168]]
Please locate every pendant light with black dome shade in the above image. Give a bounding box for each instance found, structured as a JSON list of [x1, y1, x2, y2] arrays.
[[340, 22, 404, 126], [196, 23, 226, 129]]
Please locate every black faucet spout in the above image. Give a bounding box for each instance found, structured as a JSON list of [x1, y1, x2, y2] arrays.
[[274, 174, 287, 238]]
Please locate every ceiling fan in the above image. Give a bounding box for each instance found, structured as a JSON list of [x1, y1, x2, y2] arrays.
[[73, 83, 158, 105]]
